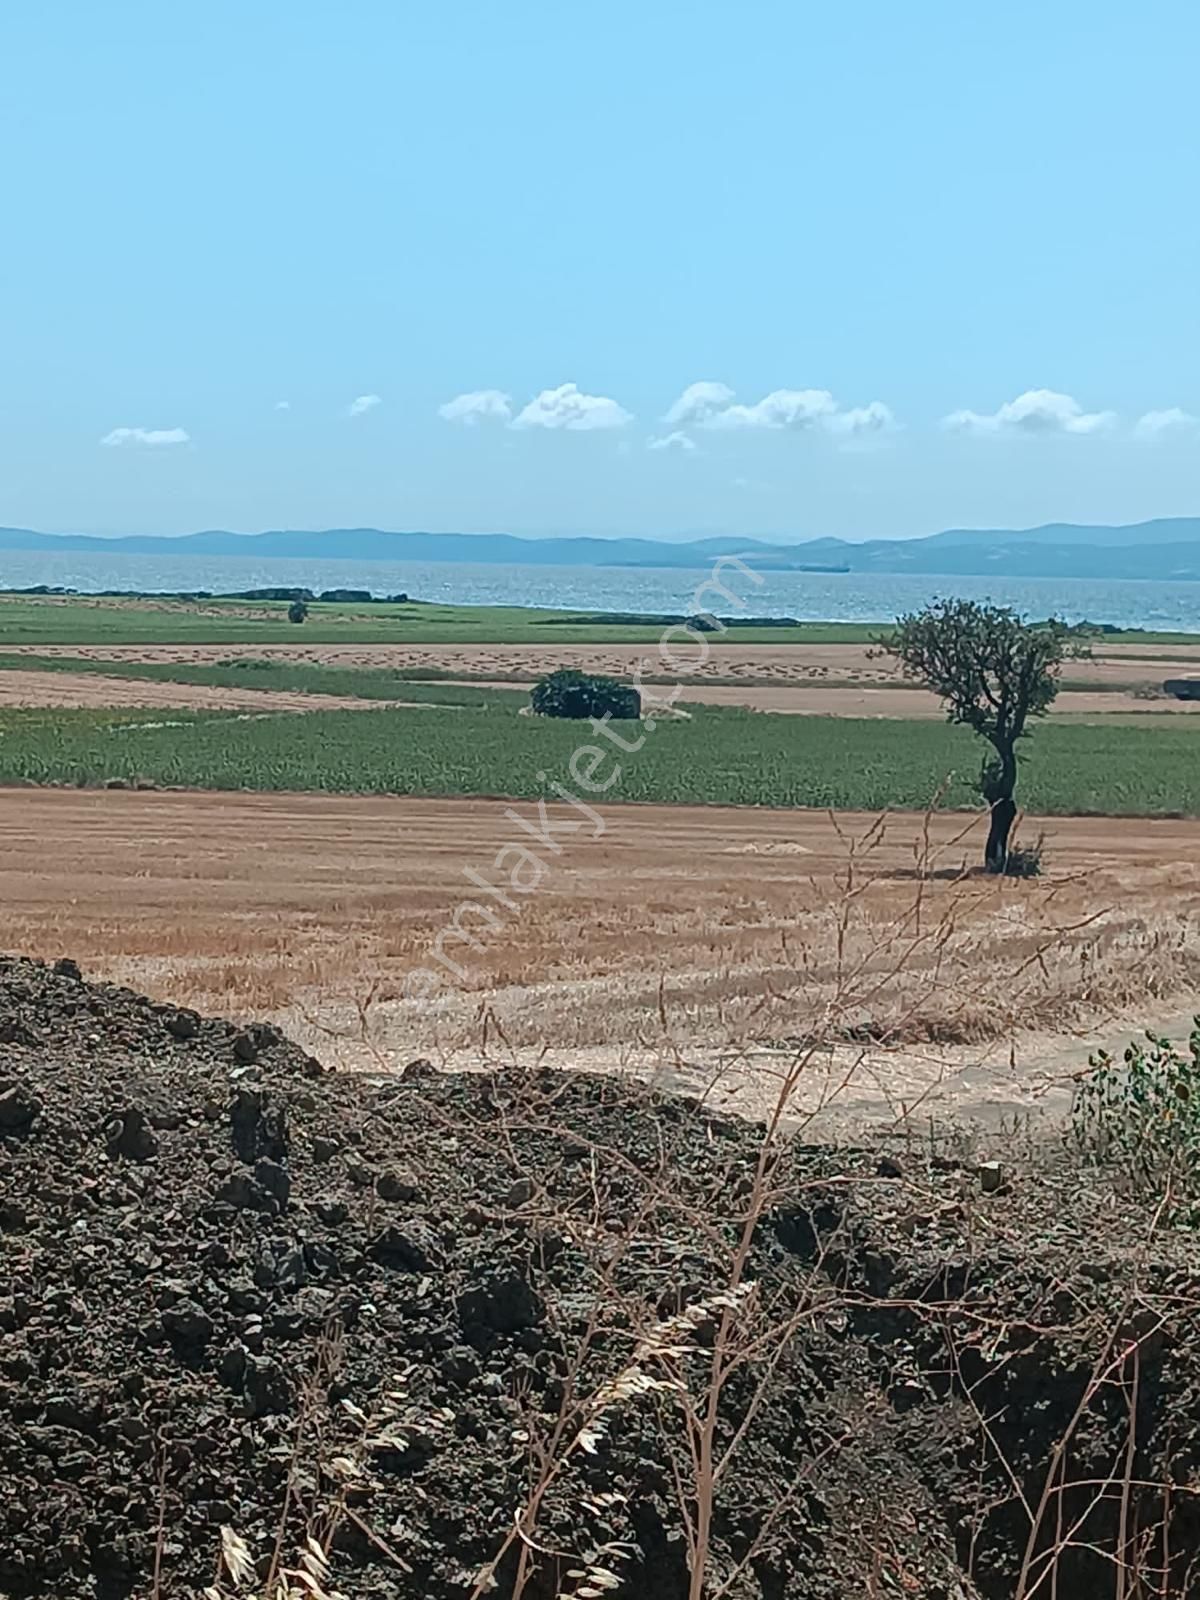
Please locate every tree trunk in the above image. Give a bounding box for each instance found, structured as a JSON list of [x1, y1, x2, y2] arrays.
[[985, 796, 1017, 873], [984, 745, 1018, 873]]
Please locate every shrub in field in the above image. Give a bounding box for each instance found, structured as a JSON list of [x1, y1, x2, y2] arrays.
[[531, 668, 640, 720], [1072, 1022, 1200, 1205], [287, 600, 309, 624]]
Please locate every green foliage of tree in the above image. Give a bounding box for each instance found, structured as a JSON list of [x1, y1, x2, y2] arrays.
[[530, 668, 640, 721], [885, 600, 1078, 870], [287, 599, 309, 625]]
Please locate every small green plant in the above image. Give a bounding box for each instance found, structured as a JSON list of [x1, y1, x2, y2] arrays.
[[287, 600, 309, 624], [530, 668, 640, 721], [1072, 1021, 1200, 1203]]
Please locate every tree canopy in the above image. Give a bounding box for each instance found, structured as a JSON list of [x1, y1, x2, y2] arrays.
[[887, 599, 1073, 752]]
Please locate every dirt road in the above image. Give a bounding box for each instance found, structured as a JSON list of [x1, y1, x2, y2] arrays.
[[3, 788, 1197, 1127]]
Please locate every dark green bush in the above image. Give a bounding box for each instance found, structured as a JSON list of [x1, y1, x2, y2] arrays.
[[530, 668, 640, 720], [287, 600, 309, 624]]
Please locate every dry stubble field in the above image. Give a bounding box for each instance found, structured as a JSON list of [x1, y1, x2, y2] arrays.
[[4, 786, 1199, 1129]]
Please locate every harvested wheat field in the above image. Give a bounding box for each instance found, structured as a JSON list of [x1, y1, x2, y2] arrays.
[[3, 788, 1198, 1129]]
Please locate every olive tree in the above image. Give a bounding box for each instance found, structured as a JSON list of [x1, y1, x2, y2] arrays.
[[885, 599, 1076, 872]]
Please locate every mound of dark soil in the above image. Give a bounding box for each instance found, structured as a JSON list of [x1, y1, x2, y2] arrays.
[[2, 955, 1199, 1599]]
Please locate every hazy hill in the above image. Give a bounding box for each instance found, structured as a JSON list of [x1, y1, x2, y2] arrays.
[[2, 520, 1199, 579]]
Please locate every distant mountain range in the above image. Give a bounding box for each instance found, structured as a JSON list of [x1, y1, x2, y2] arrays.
[[3, 519, 1200, 581]]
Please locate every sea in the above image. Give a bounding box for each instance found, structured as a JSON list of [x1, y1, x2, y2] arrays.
[[1, 547, 1198, 632]]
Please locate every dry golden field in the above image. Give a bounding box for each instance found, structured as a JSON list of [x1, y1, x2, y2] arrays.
[[5, 787, 1198, 1127]]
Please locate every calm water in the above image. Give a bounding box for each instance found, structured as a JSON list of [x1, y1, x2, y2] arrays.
[[1, 546, 1198, 632]]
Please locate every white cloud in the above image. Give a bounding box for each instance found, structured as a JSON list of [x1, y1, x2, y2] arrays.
[[663, 381, 895, 437], [647, 430, 697, 453], [1134, 407, 1199, 440], [707, 388, 839, 431], [274, 400, 291, 411], [438, 389, 513, 425], [100, 427, 190, 447], [944, 389, 1115, 436], [511, 382, 632, 431], [664, 381, 735, 427], [348, 394, 382, 417]]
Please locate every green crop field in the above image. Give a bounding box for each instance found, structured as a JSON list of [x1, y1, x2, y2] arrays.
[[0, 700, 1196, 815], [2, 594, 1193, 649], [0, 596, 887, 647]]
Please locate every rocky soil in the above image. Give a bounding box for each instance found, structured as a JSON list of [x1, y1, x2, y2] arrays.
[[2, 955, 1200, 1599]]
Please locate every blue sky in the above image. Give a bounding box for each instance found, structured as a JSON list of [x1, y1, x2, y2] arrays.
[[2, 1, 1198, 542]]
